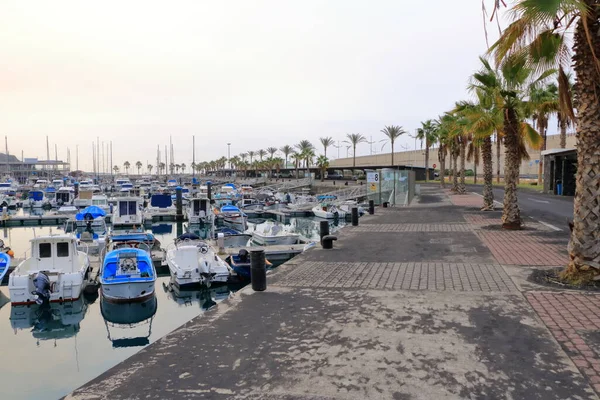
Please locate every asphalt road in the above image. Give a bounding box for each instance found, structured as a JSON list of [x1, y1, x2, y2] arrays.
[[466, 184, 574, 230]]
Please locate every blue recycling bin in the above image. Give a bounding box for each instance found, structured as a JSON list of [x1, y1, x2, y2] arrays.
[[556, 182, 563, 195]]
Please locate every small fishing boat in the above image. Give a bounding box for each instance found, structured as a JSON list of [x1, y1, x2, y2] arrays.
[[251, 222, 300, 246], [100, 248, 156, 303], [312, 203, 346, 219], [8, 235, 90, 305], [54, 186, 75, 207], [27, 189, 46, 208], [166, 233, 231, 288], [112, 197, 144, 228], [185, 197, 213, 225], [144, 193, 176, 218], [218, 205, 247, 231], [226, 249, 272, 280]]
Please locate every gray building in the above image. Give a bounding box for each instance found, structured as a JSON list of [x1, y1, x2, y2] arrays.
[[542, 148, 577, 196]]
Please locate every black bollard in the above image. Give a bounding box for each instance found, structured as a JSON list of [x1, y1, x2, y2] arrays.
[[368, 200, 375, 215], [351, 207, 359, 226], [319, 220, 330, 242], [207, 182, 213, 204], [175, 186, 183, 221], [383, 202, 389, 208], [250, 249, 267, 291], [74, 182, 79, 199]]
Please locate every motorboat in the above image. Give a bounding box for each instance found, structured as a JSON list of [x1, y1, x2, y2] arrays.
[[51, 179, 64, 190], [8, 235, 90, 305], [226, 249, 272, 280], [33, 179, 49, 189], [0, 249, 10, 283], [185, 197, 213, 225], [65, 207, 109, 255], [54, 186, 75, 207], [251, 222, 300, 246], [0, 181, 18, 209], [73, 189, 94, 208], [27, 189, 46, 208], [218, 205, 247, 231], [112, 197, 144, 228], [144, 193, 176, 218], [338, 200, 366, 216], [91, 194, 110, 212], [100, 248, 156, 302], [166, 233, 231, 288], [106, 229, 163, 267], [101, 294, 157, 348], [312, 203, 346, 219]]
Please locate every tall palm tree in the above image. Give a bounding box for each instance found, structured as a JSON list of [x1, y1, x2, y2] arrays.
[[319, 137, 335, 158], [135, 161, 142, 175], [123, 161, 130, 175], [147, 164, 153, 174], [344, 133, 367, 168], [292, 152, 303, 179], [280, 145, 293, 168], [294, 140, 314, 162], [529, 83, 559, 185], [557, 73, 575, 149], [302, 148, 315, 175], [470, 55, 546, 228], [415, 122, 437, 181], [257, 149, 267, 161], [380, 126, 406, 168], [158, 162, 166, 174], [488, 0, 598, 279], [181, 163, 186, 174], [266, 147, 278, 159], [113, 165, 120, 174], [247, 151, 255, 165], [316, 155, 329, 182], [436, 117, 450, 188]]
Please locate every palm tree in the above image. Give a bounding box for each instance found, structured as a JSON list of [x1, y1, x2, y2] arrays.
[[415, 122, 437, 181], [557, 73, 575, 149], [292, 152, 303, 179], [380, 126, 406, 168], [294, 140, 314, 168], [113, 165, 120, 174], [280, 145, 293, 168], [344, 134, 367, 168], [302, 148, 315, 175], [266, 147, 278, 159], [529, 83, 559, 185], [319, 137, 335, 158], [158, 162, 165, 175], [247, 151, 255, 164], [135, 161, 142, 175], [257, 149, 267, 161], [436, 117, 450, 188], [147, 164, 153, 174], [488, 0, 599, 279], [123, 161, 130, 175], [316, 156, 329, 182], [470, 55, 546, 228]]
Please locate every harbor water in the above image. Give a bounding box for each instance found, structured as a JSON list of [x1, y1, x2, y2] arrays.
[[0, 216, 344, 399]]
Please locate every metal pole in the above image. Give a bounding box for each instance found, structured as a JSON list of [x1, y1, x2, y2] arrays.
[[227, 143, 231, 171], [5, 136, 9, 176], [110, 141, 113, 180], [76, 145, 79, 172], [192, 135, 196, 179]]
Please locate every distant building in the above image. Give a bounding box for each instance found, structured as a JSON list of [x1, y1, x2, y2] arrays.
[[0, 153, 70, 184]]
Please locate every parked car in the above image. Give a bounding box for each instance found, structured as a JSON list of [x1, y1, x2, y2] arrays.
[[326, 173, 344, 180]]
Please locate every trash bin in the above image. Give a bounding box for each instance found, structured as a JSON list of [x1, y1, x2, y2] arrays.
[[556, 180, 563, 195]]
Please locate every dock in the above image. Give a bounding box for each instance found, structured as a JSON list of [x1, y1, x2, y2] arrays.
[[212, 242, 313, 263]]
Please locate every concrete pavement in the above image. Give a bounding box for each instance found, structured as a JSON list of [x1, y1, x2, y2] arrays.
[[67, 185, 598, 400]]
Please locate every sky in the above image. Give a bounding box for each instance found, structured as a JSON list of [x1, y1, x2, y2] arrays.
[[0, 0, 503, 172]]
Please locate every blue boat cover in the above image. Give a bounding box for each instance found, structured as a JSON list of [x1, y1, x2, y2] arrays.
[[168, 179, 177, 183], [102, 249, 154, 283], [221, 205, 241, 213], [224, 183, 236, 189], [205, 181, 212, 185], [151, 224, 172, 234], [150, 194, 172, 208], [0, 252, 10, 281], [75, 205, 106, 220], [29, 191, 44, 201], [45, 187, 56, 193], [317, 195, 337, 200], [177, 232, 200, 241]]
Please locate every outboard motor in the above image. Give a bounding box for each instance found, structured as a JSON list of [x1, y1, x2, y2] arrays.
[[33, 272, 51, 305]]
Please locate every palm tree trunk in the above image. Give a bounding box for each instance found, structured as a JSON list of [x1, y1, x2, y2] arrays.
[[564, 7, 600, 280], [451, 150, 459, 192], [481, 136, 494, 211], [424, 144, 430, 182], [496, 134, 501, 184], [559, 118, 567, 149], [439, 146, 446, 188], [501, 107, 522, 229], [352, 145, 356, 167], [537, 126, 547, 186], [457, 139, 466, 194], [391, 143, 394, 167], [473, 160, 477, 185]]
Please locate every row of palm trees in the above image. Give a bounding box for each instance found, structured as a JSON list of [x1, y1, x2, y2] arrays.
[[427, 0, 597, 282]]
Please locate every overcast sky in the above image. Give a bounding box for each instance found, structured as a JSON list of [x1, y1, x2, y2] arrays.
[[0, 0, 502, 172]]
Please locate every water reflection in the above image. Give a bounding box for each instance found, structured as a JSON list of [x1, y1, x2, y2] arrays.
[[101, 295, 158, 348], [163, 281, 245, 311], [10, 298, 88, 345]]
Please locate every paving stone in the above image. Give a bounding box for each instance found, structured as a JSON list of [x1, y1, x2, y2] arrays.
[[273, 261, 517, 292], [347, 223, 472, 232]]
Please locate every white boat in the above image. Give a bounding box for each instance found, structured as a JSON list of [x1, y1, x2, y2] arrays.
[[51, 179, 64, 190], [144, 194, 176, 218], [112, 197, 144, 228], [185, 197, 213, 225], [33, 179, 49, 189], [91, 194, 110, 212], [54, 186, 75, 207], [8, 235, 90, 305], [252, 222, 300, 246], [0, 181, 18, 209], [166, 234, 231, 288], [338, 200, 366, 216], [312, 203, 346, 219], [100, 248, 156, 302], [218, 205, 247, 231], [73, 189, 94, 208], [27, 189, 46, 208]]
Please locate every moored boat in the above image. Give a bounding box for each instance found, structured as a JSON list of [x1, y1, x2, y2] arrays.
[[251, 222, 300, 245], [312, 203, 346, 219], [218, 204, 247, 231], [226, 249, 272, 280], [100, 248, 156, 303]]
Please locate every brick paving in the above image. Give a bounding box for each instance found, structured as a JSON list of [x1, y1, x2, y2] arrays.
[[476, 230, 568, 266], [274, 261, 517, 292], [346, 223, 471, 232], [448, 192, 484, 207], [528, 293, 600, 394]]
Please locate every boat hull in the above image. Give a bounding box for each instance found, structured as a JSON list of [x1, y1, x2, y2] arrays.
[[252, 232, 299, 246], [8, 271, 86, 305], [101, 282, 156, 303]]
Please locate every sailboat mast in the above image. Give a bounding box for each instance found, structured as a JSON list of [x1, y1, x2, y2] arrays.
[[5, 136, 9, 177], [192, 135, 195, 179]]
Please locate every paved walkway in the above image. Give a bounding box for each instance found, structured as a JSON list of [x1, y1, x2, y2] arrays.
[[67, 186, 599, 400]]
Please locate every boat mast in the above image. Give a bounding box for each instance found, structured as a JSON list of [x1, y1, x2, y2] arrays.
[[192, 135, 195, 179], [5, 136, 9, 178], [110, 141, 113, 181]]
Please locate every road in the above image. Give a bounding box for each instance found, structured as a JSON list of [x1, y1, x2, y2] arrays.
[[467, 185, 574, 230]]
